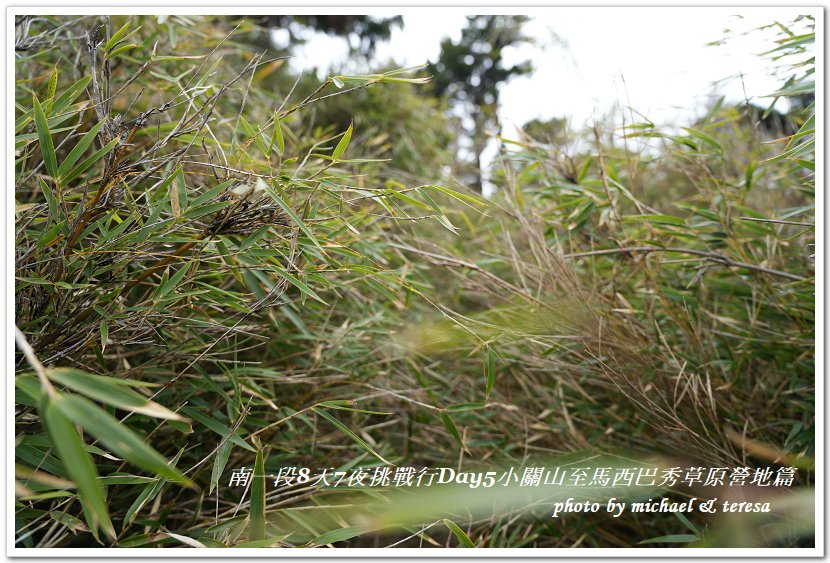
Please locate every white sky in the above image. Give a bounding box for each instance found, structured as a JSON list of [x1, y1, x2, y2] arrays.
[[282, 8, 813, 129], [275, 7, 815, 191]]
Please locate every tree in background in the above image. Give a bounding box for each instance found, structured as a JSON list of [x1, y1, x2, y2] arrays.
[[428, 15, 533, 191], [253, 15, 403, 57]]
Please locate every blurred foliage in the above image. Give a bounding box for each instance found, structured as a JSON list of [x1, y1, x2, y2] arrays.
[[252, 14, 403, 57]]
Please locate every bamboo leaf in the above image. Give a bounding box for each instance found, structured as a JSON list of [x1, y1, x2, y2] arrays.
[[314, 407, 389, 464], [484, 347, 496, 398], [270, 110, 285, 156], [124, 447, 184, 526], [62, 137, 121, 185], [33, 95, 58, 180], [154, 263, 191, 301], [440, 412, 463, 447], [164, 532, 207, 548], [55, 393, 193, 486], [210, 441, 232, 495], [249, 445, 266, 541], [443, 519, 475, 547], [270, 264, 328, 305], [42, 394, 115, 540], [240, 116, 270, 158], [180, 406, 257, 452], [46, 367, 184, 421], [45, 66, 59, 112], [105, 43, 139, 61], [104, 20, 133, 52], [264, 181, 325, 254], [638, 534, 699, 545], [57, 119, 107, 178], [50, 75, 92, 116], [311, 525, 376, 546], [100, 317, 108, 354], [332, 123, 352, 160]]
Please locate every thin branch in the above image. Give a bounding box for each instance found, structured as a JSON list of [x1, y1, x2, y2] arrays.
[[739, 216, 815, 227], [15, 326, 57, 397], [565, 246, 808, 282]]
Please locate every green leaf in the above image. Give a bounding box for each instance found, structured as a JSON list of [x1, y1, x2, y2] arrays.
[[421, 184, 488, 210], [785, 113, 815, 149], [420, 189, 458, 234], [191, 179, 235, 207], [58, 119, 107, 178], [311, 525, 376, 546], [209, 441, 232, 494], [264, 181, 325, 254], [638, 534, 699, 545], [154, 263, 191, 301], [124, 448, 184, 526], [681, 127, 722, 154], [484, 347, 496, 398], [314, 407, 389, 464], [62, 136, 121, 185], [672, 511, 702, 536], [42, 394, 115, 540], [100, 317, 109, 354], [45, 66, 59, 111], [249, 445, 266, 541], [46, 367, 183, 420], [55, 394, 193, 486], [104, 20, 132, 52], [623, 214, 687, 227], [180, 406, 257, 452], [269, 111, 285, 156], [440, 412, 463, 447], [240, 116, 270, 158], [50, 75, 92, 116], [332, 123, 352, 160], [33, 95, 58, 180], [270, 264, 328, 305], [105, 43, 139, 61], [443, 519, 475, 547], [39, 177, 58, 222]]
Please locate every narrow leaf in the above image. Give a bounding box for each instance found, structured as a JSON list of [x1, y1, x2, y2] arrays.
[[441, 412, 463, 447], [270, 264, 328, 305], [104, 20, 132, 52], [314, 407, 389, 464], [33, 95, 58, 180], [312, 525, 376, 545], [46, 367, 183, 420], [100, 317, 109, 354], [638, 534, 699, 545], [484, 348, 496, 398], [264, 181, 325, 254], [332, 123, 352, 160], [249, 445, 266, 540], [42, 394, 115, 540], [62, 137, 121, 185], [270, 111, 285, 155], [180, 406, 256, 452], [56, 394, 193, 486], [58, 119, 107, 178], [443, 519, 475, 547]]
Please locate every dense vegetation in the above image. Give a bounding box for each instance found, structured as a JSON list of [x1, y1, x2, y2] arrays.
[[14, 14, 814, 549]]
